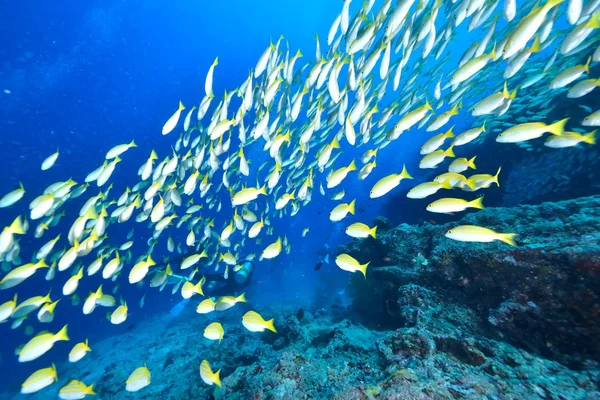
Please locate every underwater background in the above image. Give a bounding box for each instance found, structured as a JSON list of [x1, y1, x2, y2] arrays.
[[0, 0, 599, 398]]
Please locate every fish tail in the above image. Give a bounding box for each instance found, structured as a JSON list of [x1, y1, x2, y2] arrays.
[[259, 184, 267, 196], [360, 262, 370, 278], [468, 156, 477, 169], [582, 130, 597, 145], [400, 164, 413, 179], [424, 100, 433, 111], [348, 199, 356, 215], [446, 127, 455, 138], [441, 180, 453, 189], [545, 0, 565, 10], [370, 226, 378, 239], [444, 145, 455, 157], [178, 101, 185, 111], [87, 384, 96, 395], [331, 136, 341, 149], [587, 11, 600, 28], [488, 43, 497, 60], [548, 118, 569, 136], [9, 217, 25, 235], [213, 370, 222, 387], [236, 292, 247, 303], [347, 160, 357, 171], [470, 196, 485, 209], [498, 233, 518, 246], [266, 318, 277, 333], [502, 82, 509, 98], [493, 166, 502, 187], [56, 324, 69, 342], [481, 121, 486, 132], [130, 139, 137, 147], [213, 57, 219, 66], [467, 178, 477, 190], [584, 56, 592, 74], [530, 36, 541, 53]]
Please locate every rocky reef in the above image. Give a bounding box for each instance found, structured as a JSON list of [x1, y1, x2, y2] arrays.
[[343, 195, 600, 370], [6, 299, 600, 400], [5, 196, 600, 399]]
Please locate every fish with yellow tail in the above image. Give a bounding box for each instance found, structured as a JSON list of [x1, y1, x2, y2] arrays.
[[327, 160, 357, 188], [69, 339, 91, 363], [204, 322, 225, 342], [181, 277, 205, 299], [449, 156, 477, 173], [445, 225, 518, 246], [370, 165, 413, 198], [420, 146, 455, 169], [0, 259, 48, 290], [162, 101, 185, 135], [330, 199, 356, 221], [196, 297, 216, 314], [496, 118, 569, 143], [544, 130, 596, 148], [242, 310, 277, 333], [345, 222, 377, 239], [427, 197, 485, 213], [261, 237, 282, 259], [21, 363, 58, 394], [19, 324, 69, 362], [0, 294, 18, 323], [200, 360, 221, 387], [129, 255, 156, 284], [407, 180, 453, 199], [126, 365, 151, 392], [59, 380, 95, 399], [215, 293, 246, 311], [0, 183, 25, 208], [335, 254, 369, 277], [231, 185, 267, 206]]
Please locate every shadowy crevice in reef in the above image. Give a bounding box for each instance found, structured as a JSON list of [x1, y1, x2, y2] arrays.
[[341, 195, 600, 370]]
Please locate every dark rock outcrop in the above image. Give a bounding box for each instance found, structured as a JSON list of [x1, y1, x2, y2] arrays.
[[342, 195, 600, 367]]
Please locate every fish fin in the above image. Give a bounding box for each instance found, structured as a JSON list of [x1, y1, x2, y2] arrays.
[[468, 156, 477, 169], [56, 325, 69, 341], [178, 101, 185, 111], [470, 197, 485, 209], [548, 118, 569, 136], [444, 145, 455, 157], [213, 370, 222, 387], [9, 217, 25, 235], [400, 164, 413, 179], [348, 199, 356, 215], [493, 166, 502, 187], [498, 233, 518, 246], [347, 160, 357, 171], [360, 262, 370, 278], [236, 292, 247, 303], [266, 318, 277, 333], [582, 130, 597, 145], [370, 226, 378, 239], [324, 254, 330, 264]]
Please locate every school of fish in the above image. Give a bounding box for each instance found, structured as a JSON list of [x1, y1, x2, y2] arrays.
[[1, 0, 599, 395]]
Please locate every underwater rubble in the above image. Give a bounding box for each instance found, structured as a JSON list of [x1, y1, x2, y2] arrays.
[[344, 195, 600, 370]]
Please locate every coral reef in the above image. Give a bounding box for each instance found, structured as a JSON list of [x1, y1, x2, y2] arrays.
[[343, 195, 600, 368], [5, 299, 599, 400]]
